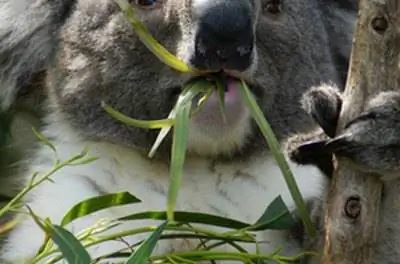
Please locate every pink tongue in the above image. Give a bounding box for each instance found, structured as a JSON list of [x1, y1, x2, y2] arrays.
[[192, 77, 245, 126], [224, 77, 240, 101]]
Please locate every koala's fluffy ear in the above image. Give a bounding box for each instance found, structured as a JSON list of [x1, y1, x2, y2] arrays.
[[0, 0, 75, 111], [288, 83, 344, 178], [318, 0, 358, 86], [301, 84, 342, 138]]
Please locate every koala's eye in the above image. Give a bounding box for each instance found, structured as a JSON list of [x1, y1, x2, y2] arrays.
[[134, 0, 162, 9], [264, 0, 282, 14]]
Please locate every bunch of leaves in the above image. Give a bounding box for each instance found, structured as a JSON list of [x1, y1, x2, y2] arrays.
[[0, 137, 315, 263], [0, 0, 318, 263]]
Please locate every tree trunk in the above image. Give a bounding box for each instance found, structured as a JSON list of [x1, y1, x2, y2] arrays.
[[321, 0, 400, 263]]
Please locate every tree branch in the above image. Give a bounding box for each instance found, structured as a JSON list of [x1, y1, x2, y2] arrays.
[[322, 0, 400, 263]]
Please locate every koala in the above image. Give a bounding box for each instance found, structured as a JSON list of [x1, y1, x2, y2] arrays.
[[289, 86, 400, 264], [0, 0, 357, 263]]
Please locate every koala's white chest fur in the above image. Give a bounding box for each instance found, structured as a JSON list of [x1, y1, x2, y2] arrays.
[[2, 120, 327, 263]]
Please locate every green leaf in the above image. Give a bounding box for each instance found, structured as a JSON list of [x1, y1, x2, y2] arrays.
[[61, 192, 142, 227], [215, 78, 227, 123], [131, 233, 252, 248], [249, 196, 295, 231], [126, 221, 168, 264], [238, 80, 315, 237], [25, 207, 51, 252], [114, 0, 193, 73], [69, 156, 99, 166], [193, 88, 213, 112], [0, 216, 19, 236], [119, 210, 292, 231], [167, 98, 191, 221], [45, 223, 91, 264], [32, 127, 57, 154], [148, 107, 177, 158], [102, 102, 175, 129], [148, 79, 214, 213], [119, 211, 249, 229]]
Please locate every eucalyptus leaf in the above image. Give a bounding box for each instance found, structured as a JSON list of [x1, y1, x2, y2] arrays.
[[249, 196, 295, 231], [132, 233, 252, 247], [119, 209, 292, 232], [167, 100, 191, 221], [238, 80, 315, 237], [32, 127, 57, 154], [215, 78, 227, 123], [68, 156, 99, 166], [148, 107, 177, 158], [0, 216, 19, 236], [26, 207, 53, 257], [119, 211, 249, 229], [45, 223, 91, 264], [115, 0, 193, 73], [148, 79, 213, 164], [126, 221, 168, 264], [102, 102, 174, 129], [164, 80, 214, 221], [61, 192, 142, 227]]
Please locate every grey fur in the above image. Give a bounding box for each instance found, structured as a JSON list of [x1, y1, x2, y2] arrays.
[[289, 86, 400, 263], [0, 0, 74, 196], [0, 0, 358, 262], [293, 87, 400, 178], [44, 0, 352, 159], [0, 0, 357, 156], [327, 91, 400, 176], [0, 0, 75, 110], [317, 0, 358, 86]]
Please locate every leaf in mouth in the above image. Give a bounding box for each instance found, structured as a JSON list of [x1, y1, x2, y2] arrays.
[[164, 79, 214, 221], [110, 0, 316, 236]]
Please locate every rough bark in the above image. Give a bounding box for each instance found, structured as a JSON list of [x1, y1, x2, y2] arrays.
[[321, 0, 400, 263]]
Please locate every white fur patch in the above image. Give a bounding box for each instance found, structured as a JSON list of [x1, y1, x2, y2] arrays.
[[1, 118, 327, 263], [187, 106, 252, 157]]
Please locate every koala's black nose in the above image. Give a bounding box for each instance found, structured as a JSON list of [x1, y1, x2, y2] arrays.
[[192, 3, 254, 72]]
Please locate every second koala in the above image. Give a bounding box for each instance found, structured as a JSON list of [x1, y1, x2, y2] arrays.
[[289, 86, 400, 264]]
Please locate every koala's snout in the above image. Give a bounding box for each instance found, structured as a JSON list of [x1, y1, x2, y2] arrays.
[[191, 2, 255, 72]]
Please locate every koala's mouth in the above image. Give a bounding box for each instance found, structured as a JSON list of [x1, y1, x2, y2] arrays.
[[185, 72, 251, 129], [171, 71, 260, 156]]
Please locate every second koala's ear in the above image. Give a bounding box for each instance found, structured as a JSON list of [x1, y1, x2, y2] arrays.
[[301, 84, 343, 138]]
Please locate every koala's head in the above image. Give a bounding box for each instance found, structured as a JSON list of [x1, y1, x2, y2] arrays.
[[48, 0, 340, 159]]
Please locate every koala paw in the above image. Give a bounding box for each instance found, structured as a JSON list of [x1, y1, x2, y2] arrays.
[[286, 132, 333, 177]]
